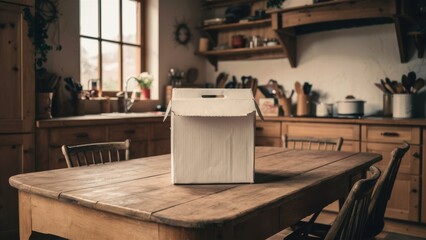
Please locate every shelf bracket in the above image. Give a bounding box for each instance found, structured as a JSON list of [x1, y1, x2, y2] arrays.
[[271, 12, 297, 68], [394, 16, 410, 63], [275, 28, 297, 68]]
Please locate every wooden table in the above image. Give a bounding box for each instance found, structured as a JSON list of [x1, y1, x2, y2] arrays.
[[9, 147, 381, 240]]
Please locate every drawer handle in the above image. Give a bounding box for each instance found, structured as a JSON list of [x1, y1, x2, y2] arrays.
[[411, 189, 418, 193], [75, 133, 89, 138], [412, 152, 420, 159], [124, 130, 136, 134], [256, 127, 264, 131], [380, 132, 399, 137]]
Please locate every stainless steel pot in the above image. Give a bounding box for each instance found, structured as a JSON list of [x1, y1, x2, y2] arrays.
[[336, 96, 365, 117]]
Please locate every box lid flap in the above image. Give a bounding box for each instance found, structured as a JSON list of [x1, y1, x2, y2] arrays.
[[163, 89, 264, 119]]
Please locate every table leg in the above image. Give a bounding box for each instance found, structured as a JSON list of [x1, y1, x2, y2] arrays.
[[18, 191, 32, 240]]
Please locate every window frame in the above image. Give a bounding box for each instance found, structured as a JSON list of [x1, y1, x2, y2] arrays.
[[79, 0, 145, 96]]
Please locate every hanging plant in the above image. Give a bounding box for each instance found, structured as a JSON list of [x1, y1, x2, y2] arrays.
[[23, 0, 61, 76], [267, 0, 286, 9]]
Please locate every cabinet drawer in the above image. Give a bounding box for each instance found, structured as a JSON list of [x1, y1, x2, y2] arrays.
[[49, 127, 106, 146], [151, 122, 170, 140], [255, 121, 281, 138], [108, 124, 149, 141], [362, 143, 420, 175], [255, 137, 282, 147], [362, 125, 420, 144], [283, 123, 360, 140]]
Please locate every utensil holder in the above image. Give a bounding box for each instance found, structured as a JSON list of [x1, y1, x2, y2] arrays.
[[296, 94, 310, 116], [383, 94, 392, 117], [393, 94, 413, 118]]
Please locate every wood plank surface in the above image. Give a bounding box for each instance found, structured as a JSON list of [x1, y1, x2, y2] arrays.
[[10, 147, 380, 232]]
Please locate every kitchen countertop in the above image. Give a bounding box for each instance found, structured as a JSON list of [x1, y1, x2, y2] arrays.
[[261, 116, 426, 127], [36, 112, 426, 128], [36, 112, 166, 128]]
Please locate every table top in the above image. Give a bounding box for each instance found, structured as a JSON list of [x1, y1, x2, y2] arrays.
[[9, 147, 381, 229]]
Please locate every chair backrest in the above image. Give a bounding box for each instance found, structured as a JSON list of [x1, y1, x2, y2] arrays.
[[62, 139, 130, 168], [283, 135, 343, 151], [325, 166, 381, 240], [363, 142, 410, 238]]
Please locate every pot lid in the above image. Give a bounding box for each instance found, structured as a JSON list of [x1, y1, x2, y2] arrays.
[[336, 95, 365, 103]]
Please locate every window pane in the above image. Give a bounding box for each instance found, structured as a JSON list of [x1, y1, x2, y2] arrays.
[[123, 45, 141, 90], [101, 0, 120, 41], [80, 38, 99, 90], [102, 42, 120, 91], [122, 0, 140, 44], [80, 0, 98, 37]]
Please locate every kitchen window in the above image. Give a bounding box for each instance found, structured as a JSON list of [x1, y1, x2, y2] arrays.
[[80, 0, 144, 95]]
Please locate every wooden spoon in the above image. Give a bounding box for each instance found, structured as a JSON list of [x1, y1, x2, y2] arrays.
[[413, 78, 425, 93], [295, 81, 302, 95], [380, 79, 392, 94]]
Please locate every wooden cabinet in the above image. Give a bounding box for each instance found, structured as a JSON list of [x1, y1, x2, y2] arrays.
[[255, 121, 281, 147], [199, 0, 287, 69], [0, 1, 34, 133], [423, 129, 426, 224], [36, 119, 171, 170], [361, 125, 422, 222], [0, 134, 34, 238], [0, 1, 34, 237]]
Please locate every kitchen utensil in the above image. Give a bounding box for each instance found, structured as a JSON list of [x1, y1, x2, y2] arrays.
[[374, 83, 386, 93], [401, 74, 410, 93], [186, 68, 198, 83], [225, 75, 237, 88], [302, 82, 312, 95], [289, 89, 295, 99], [408, 71, 416, 84], [295, 81, 302, 95], [380, 79, 392, 94], [413, 78, 425, 93], [336, 96, 365, 117], [215, 72, 228, 88]]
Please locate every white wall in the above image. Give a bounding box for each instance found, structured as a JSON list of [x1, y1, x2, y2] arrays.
[[205, 24, 426, 117]]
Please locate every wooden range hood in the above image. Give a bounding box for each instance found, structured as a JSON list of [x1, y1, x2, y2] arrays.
[[268, 0, 420, 68]]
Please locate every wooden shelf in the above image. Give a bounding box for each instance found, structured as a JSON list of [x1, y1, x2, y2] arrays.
[[202, 0, 263, 9], [201, 19, 272, 31], [197, 45, 285, 70], [199, 45, 283, 56], [269, 0, 419, 67]]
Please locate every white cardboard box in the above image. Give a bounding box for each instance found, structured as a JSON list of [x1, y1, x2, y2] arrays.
[[164, 88, 262, 184]]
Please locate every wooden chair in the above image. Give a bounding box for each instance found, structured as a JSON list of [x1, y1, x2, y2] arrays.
[[61, 139, 130, 168], [285, 166, 381, 240], [363, 142, 410, 239], [283, 135, 343, 151]]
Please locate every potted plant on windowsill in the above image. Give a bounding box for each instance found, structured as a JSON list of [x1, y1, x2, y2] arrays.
[[135, 72, 153, 100]]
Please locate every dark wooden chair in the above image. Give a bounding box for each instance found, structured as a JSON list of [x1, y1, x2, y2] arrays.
[[363, 142, 410, 239], [61, 139, 130, 168], [285, 166, 381, 240], [283, 135, 343, 151]]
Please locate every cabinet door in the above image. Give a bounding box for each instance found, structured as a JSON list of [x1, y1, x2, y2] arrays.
[[362, 143, 420, 222], [0, 134, 33, 237], [361, 143, 420, 175], [149, 139, 170, 156], [423, 129, 426, 223], [108, 124, 149, 159], [0, 3, 34, 133]]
